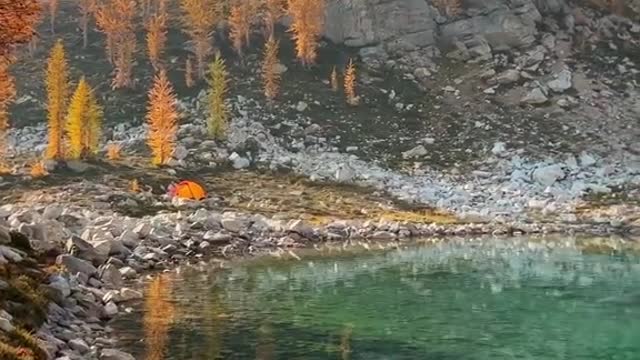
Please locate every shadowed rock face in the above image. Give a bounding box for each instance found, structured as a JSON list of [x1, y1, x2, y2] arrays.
[[324, 0, 566, 63]]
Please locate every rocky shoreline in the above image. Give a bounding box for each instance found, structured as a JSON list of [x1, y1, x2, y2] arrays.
[[1, 193, 639, 359]]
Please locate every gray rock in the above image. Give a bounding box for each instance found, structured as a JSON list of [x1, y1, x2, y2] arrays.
[[221, 217, 244, 233], [132, 222, 151, 238], [68, 338, 90, 354], [369, 231, 396, 240], [202, 231, 232, 243], [100, 264, 124, 289], [119, 288, 143, 301], [66, 160, 90, 173], [521, 88, 548, 104], [335, 164, 355, 182], [119, 267, 137, 279], [287, 219, 313, 236], [42, 204, 63, 219], [101, 349, 136, 360], [402, 145, 428, 159], [103, 301, 118, 318], [547, 68, 572, 93], [57, 255, 98, 276], [495, 69, 520, 84], [579, 152, 597, 167], [532, 164, 565, 186], [0, 246, 23, 262], [0, 226, 10, 245], [173, 145, 188, 160], [48, 275, 72, 300], [67, 235, 105, 265], [0, 316, 14, 333]]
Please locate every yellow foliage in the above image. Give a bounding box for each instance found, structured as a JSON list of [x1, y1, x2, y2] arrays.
[[344, 58, 357, 105], [106, 143, 122, 160], [207, 53, 229, 139], [228, 0, 252, 58], [65, 77, 103, 160], [146, 13, 167, 71], [96, 0, 137, 88], [146, 70, 179, 166], [330, 65, 338, 92], [143, 275, 175, 360], [261, 36, 280, 102], [287, 0, 325, 66], [185, 57, 195, 87], [45, 40, 69, 160], [180, 0, 219, 78], [0, 61, 15, 169], [29, 160, 48, 178]]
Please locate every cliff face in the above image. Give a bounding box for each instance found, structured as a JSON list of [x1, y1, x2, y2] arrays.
[[322, 0, 591, 67]]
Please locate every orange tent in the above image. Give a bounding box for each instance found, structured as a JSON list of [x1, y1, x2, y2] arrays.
[[169, 180, 207, 200]]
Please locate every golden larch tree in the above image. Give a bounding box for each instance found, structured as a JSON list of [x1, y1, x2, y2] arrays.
[[287, 0, 325, 66], [330, 65, 338, 92], [66, 77, 103, 159], [106, 143, 122, 160], [261, 36, 280, 102], [96, 0, 137, 88], [228, 0, 251, 58], [180, 0, 218, 79], [78, 0, 95, 49], [146, 13, 167, 71], [0, 0, 41, 169], [146, 70, 179, 165], [207, 53, 229, 139], [48, 0, 58, 34], [45, 39, 70, 160], [263, 0, 283, 38], [185, 57, 195, 87], [344, 58, 357, 105]]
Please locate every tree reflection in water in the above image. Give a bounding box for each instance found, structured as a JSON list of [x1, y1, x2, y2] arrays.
[[143, 274, 175, 360]]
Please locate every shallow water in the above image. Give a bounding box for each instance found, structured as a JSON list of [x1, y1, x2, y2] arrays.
[[114, 238, 640, 360]]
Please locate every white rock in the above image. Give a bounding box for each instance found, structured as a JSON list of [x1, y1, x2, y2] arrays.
[[547, 69, 572, 93], [532, 164, 565, 186], [101, 349, 136, 360], [229, 152, 250, 169], [401, 145, 428, 159], [103, 301, 118, 317], [296, 101, 308, 112], [119, 267, 137, 279], [491, 142, 506, 156], [120, 288, 143, 301]]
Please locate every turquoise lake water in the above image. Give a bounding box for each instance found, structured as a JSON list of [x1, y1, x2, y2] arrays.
[[114, 237, 640, 359]]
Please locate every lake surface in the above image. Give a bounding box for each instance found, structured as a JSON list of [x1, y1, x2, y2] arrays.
[[114, 237, 640, 360]]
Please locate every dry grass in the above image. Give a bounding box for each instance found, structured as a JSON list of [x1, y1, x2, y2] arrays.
[[129, 178, 141, 192], [0, 342, 29, 360], [5, 329, 47, 360], [28, 161, 47, 178], [106, 143, 122, 161]]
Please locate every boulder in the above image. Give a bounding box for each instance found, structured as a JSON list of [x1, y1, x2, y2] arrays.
[[0, 226, 10, 245], [228, 152, 250, 169], [57, 255, 98, 276], [99, 264, 124, 289], [67, 235, 105, 265], [335, 164, 355, 182], [521, 87, 548, 104], [495, 69, 520, 84], [547, 68, 572, 92], [532, 164, 565, 186]]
